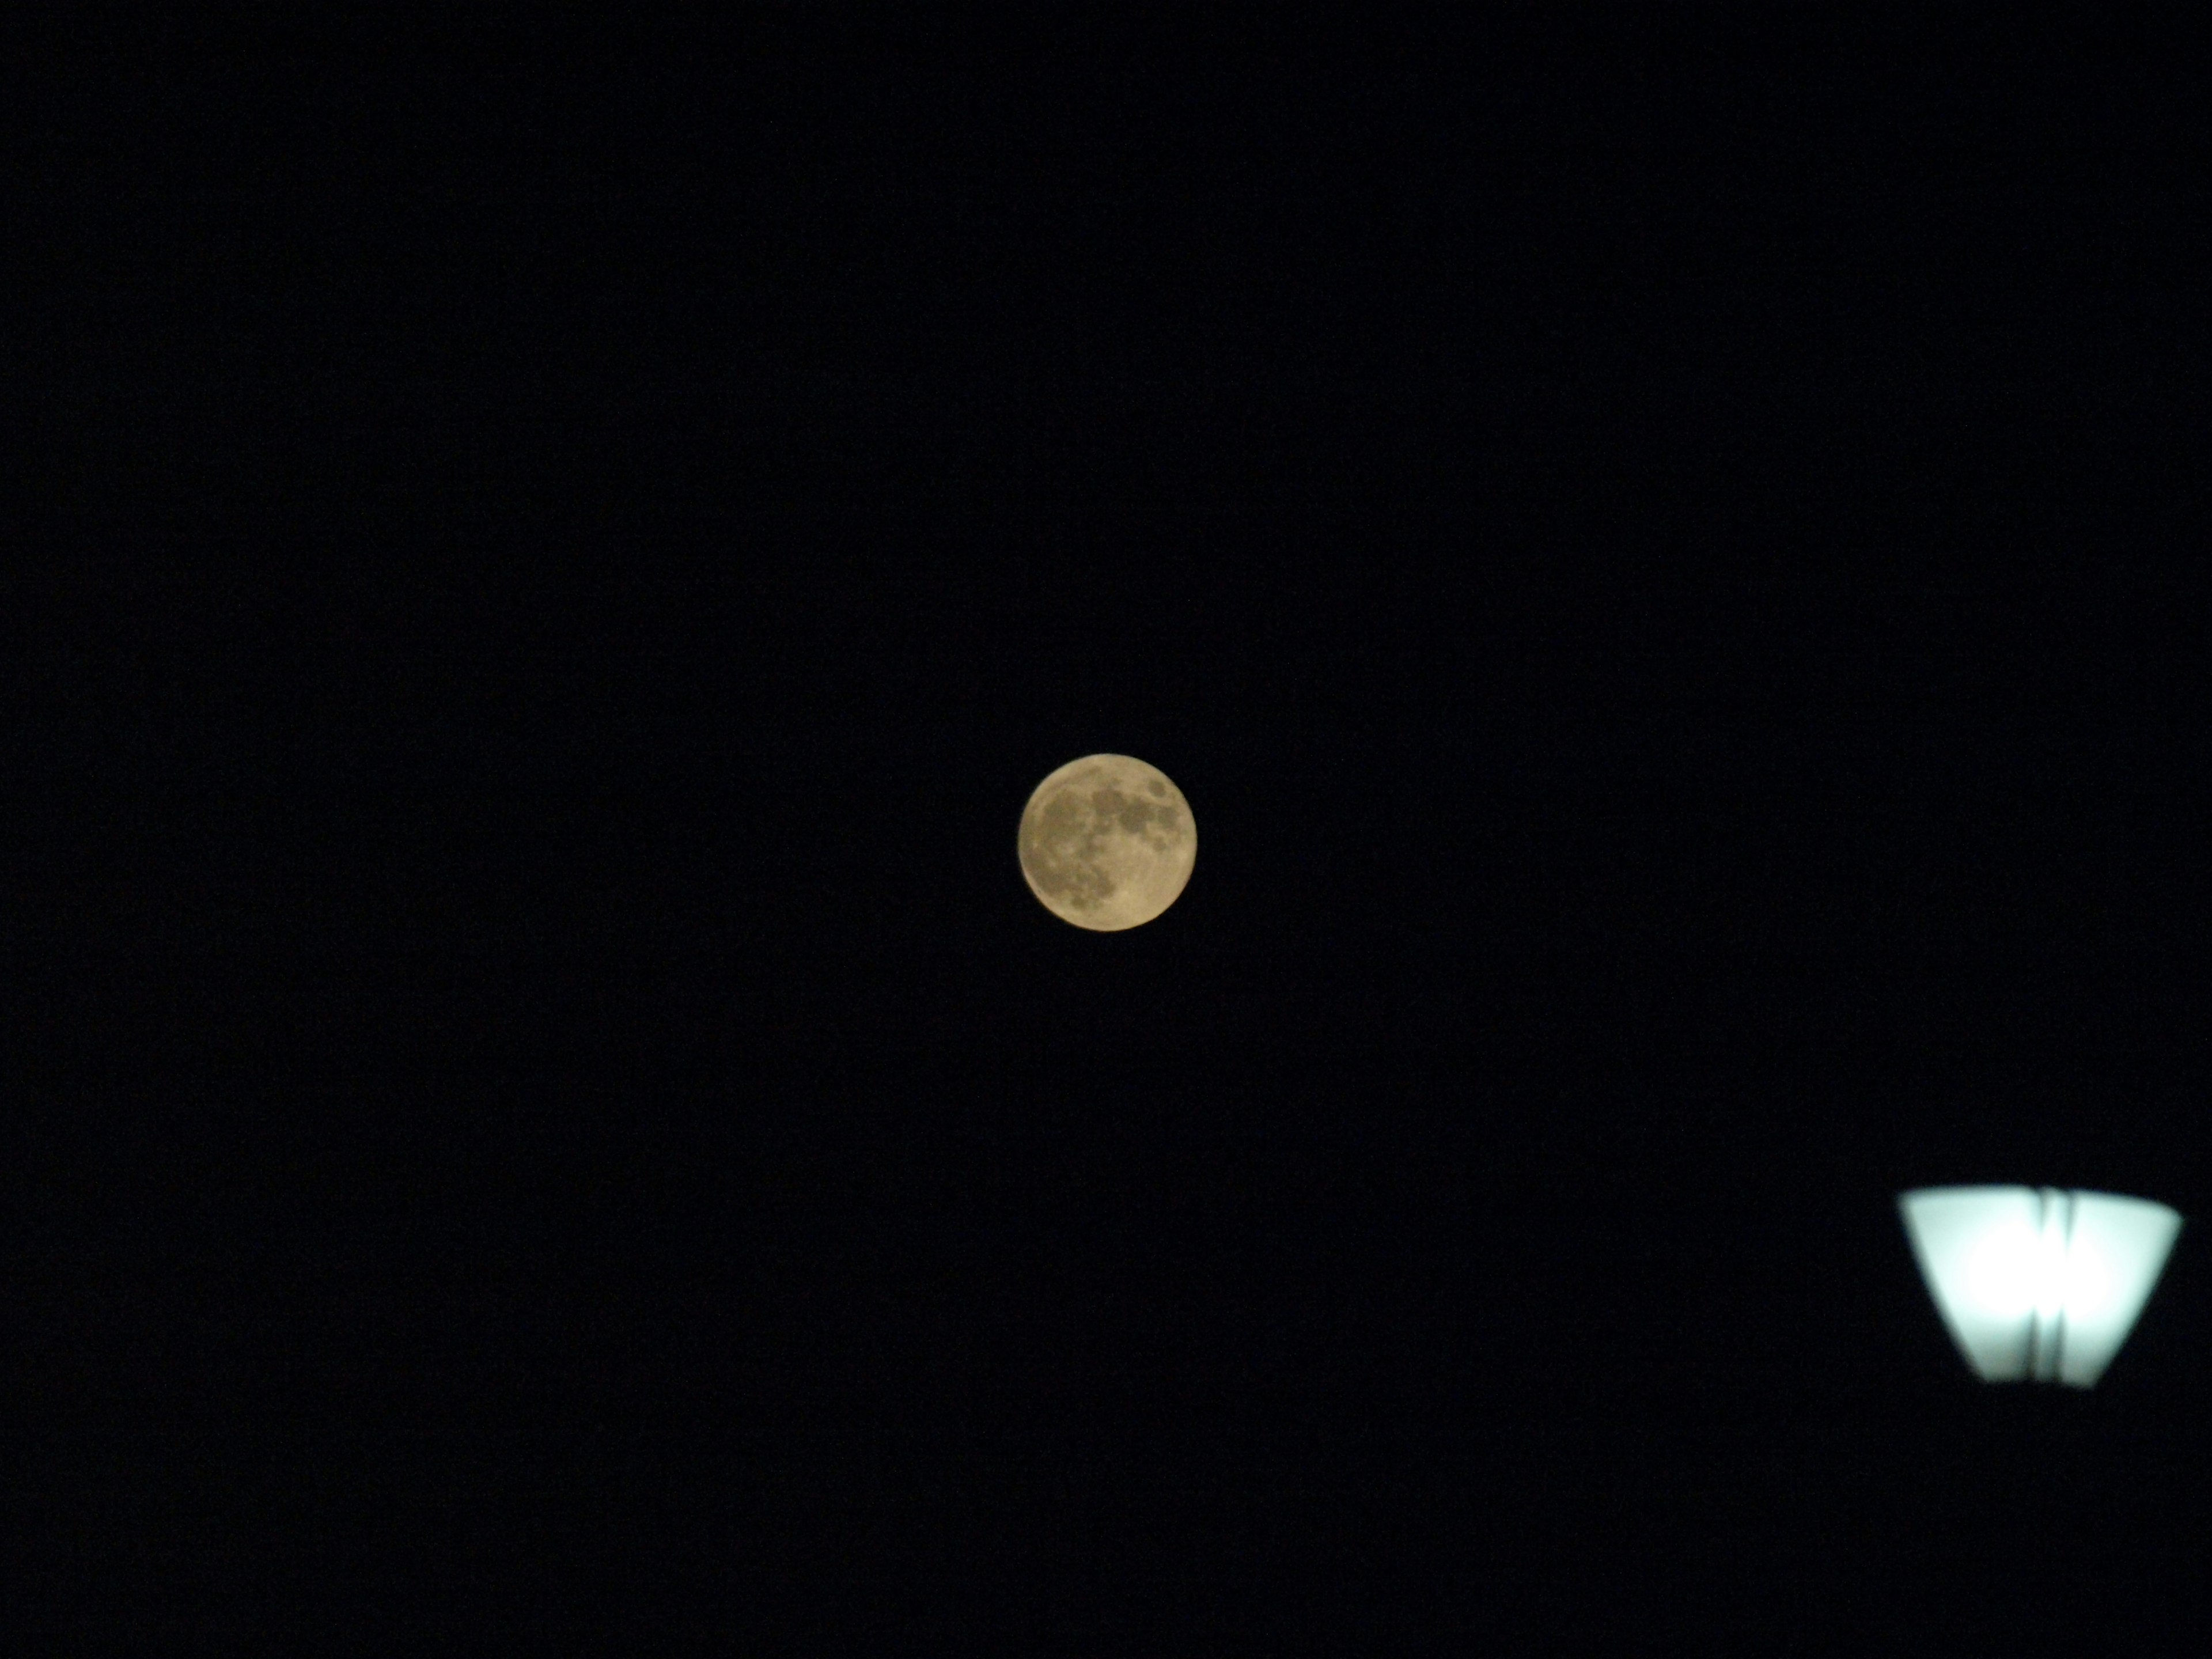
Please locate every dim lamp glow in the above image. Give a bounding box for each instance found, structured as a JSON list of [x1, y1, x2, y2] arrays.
[[1897, 1186, 2182, 1388]]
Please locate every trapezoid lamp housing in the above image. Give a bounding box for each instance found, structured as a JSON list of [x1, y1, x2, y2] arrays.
[[1897, 1186, 2183, 1388]]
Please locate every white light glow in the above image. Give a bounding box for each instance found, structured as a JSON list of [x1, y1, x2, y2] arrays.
[[1898, 1187, 2182, 1387]]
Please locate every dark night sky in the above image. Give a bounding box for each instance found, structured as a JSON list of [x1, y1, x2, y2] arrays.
[[8, 13, 2209, 1646]]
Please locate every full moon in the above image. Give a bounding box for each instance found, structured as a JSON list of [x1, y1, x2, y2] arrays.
[[1017, 753, 1196, 931]]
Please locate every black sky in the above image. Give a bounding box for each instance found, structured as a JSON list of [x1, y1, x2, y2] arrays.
[[8, 13, 2209, 1647]]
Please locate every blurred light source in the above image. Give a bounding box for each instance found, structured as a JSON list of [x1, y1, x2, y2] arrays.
[[1898, 1187, 2183, 1387]]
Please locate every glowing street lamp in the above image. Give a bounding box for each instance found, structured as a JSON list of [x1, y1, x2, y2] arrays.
[[1897, 1187, 2183, 1387]]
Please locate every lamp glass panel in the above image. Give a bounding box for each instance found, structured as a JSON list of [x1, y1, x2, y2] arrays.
[[1899, 1187, 2041, 1381], [2055, 1191, 2184, 1388]]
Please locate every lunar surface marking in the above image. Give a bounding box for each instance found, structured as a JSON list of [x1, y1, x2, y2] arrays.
[[1017, 754, 1196, 931]]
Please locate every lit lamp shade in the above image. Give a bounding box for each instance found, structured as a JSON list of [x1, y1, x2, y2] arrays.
[[1898, 1187, 2183, 1388]]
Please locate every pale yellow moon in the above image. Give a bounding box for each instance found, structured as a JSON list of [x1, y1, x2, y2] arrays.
[[1017, 753, 1196, 931]]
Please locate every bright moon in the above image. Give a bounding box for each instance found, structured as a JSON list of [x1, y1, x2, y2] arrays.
[[1017, 753, 1196, 931]]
